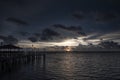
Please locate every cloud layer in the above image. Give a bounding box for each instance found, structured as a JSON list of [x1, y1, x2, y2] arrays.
[[0, 35, 18, 44]]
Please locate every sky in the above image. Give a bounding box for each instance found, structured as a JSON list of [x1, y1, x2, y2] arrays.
[[0, 0, 120, 48]]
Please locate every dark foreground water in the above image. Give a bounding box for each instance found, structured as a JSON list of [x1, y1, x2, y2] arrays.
[[0, 52, 120, 80]]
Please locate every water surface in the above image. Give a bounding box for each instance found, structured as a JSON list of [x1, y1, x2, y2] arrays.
[[0, 52, 120, 80]]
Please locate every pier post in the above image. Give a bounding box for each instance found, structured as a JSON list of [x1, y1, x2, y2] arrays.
[[42, 52, 46, 80]]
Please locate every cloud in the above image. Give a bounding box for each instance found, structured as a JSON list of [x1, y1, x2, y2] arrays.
[[53, 24, 82, 31], [65, 26, 82, 32], [78, 32, 86, 36], [0, 17, 29, 35], [33, 33, 41, 37], [6, 17, 28, 25], [41, 28, 60, 41], [53, 24, 67, 29], [0, 35, 6, 39], [98, 40, 120, 48], [72, 11, 118, 23], [95, 12, 117, 22], [98, 31, 120, 40], [28, 36, 38, 42], [72, 11, 85, 20], [83, 31, 120, 43], [6, 35, 18, 44], [53, 24, 86, 36], [0, 35, 18, 44], [18, 31, 30, 36]]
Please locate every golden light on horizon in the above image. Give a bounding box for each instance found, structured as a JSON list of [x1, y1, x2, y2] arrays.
[[64, 46, 72, 52]]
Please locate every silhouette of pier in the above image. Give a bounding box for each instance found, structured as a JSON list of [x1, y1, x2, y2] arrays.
[[0, 48, 48, 79]]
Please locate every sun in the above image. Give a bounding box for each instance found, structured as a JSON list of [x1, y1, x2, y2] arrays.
[[64, 46, 72, 52]]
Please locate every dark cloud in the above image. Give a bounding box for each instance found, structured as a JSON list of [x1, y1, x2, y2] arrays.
[[28, 33, 41, 42], [0, 35, 6, 39], [72, 11, 85, 20], [78, 32, 86, 36], [27, 28, 60, 42], [6, 17, 28, 25], [98, 41, 120, 48], [95, 12, 117, 22], [72, 11, 118, 23], [53, 24, 82, 31], [0, 35, 18, 44], [67, 26, 82, 31], [53, 24, 86, 36], [41, 28, 60, 41], [18, 31, 30, 36], [53, 24, 66, 29], [28, 36, 38, 42], [6, 35, 18, 44], [33, 33, 41, 37], [0, 0, 119, 45]]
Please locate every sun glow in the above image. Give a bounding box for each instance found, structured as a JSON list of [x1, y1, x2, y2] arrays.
[[64, 46, 72, 52], [18, 37, 101, 49]]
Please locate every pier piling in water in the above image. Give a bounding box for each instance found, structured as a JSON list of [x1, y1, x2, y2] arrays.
[[0, 48, 48, 79]]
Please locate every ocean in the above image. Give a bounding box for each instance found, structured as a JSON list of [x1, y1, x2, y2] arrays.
[[0, 52, 120, 80]]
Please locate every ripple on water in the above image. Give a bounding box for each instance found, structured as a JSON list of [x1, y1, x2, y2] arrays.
[[0, 53, 120, 80]]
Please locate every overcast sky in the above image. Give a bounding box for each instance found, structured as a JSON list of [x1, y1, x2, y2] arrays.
[[0, 0, 120, 47]]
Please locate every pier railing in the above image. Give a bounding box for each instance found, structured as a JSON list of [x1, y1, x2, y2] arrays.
[[0, 48, 42, 52]]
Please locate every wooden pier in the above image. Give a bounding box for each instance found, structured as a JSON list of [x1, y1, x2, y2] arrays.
[[0, 49, 46, 77]]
